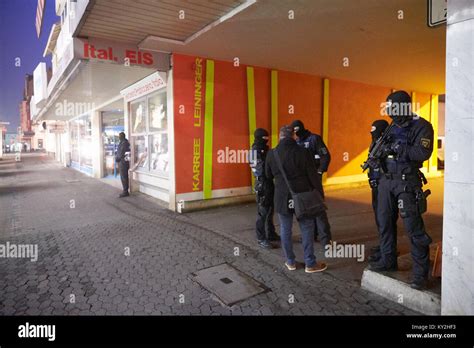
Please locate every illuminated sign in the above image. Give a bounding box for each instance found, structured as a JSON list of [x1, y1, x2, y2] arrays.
[[121, 71, 167, 102], [74, 38, 170, 71]]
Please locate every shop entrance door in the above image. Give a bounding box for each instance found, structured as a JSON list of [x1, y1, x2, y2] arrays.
[[102, 111, 124, 179]]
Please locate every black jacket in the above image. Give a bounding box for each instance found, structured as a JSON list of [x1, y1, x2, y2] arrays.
[[383, 117, 434, 174], [115, 139, 130, 164], [250, 142, 274, 206], [265, 138, 320, 215], [296, 130, 331, 172]]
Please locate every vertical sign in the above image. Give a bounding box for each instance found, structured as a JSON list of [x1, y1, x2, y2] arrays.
[[428, 0, 447, 27], [36, 0, 46, 37]]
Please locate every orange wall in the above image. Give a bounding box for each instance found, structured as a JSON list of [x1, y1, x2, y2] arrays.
[[212, 60, 251, 190], [327, 79, 392, 177], [173, 53, 437, 197], [278, 71, 323, 135], [173, 54, 206, 194]]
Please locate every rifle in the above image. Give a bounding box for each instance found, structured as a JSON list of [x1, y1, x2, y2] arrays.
[[361, 122, 396, 172]]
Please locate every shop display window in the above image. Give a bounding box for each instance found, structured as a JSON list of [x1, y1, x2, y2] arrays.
[[150, 133, 169, 175], [131, 100, 146, 134], [129, 89, 168, 177], [148, 92, 167, 132], [132, 135, 148, 170], [69, 115, 92, 171]]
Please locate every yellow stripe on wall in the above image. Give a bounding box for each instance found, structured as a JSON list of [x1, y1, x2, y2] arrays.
[[247, 67, 257, 190], [322, 78, 330, 183], [203, 60, 215, 199], [271, 70, 279, 148], [247, 67, 257, 148]]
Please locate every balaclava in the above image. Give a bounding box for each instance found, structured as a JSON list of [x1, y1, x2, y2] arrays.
[[386, 91, 413, 126], [254, 128, 269, 146], [290, 120, 307, 138], [370, 119, 389, 141]]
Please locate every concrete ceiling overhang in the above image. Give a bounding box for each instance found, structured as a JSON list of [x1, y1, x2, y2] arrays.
[[39, 60, 156, 121], [77, 0, 446, 94], [76, 0, 254, 43]]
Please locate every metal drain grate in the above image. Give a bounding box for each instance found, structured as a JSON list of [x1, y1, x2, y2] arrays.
[[192, 263, 268, 306]]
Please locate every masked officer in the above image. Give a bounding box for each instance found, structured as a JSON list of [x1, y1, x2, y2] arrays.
[[369, 91, 434, 290], [116, 132, 131, 198], [290, 120, 332, 246], [367, 119, 399, 262], [250, 128, 280, 249]]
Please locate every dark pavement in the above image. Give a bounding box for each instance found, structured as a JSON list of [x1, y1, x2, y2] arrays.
[[0, 153, 437, 315]]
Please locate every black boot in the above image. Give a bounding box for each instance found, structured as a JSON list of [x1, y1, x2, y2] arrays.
[[368, 260, 398, 272], [410, 278, 428, 290]]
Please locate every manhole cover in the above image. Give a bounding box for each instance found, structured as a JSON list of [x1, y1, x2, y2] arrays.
[[192, 263, 268, 306]]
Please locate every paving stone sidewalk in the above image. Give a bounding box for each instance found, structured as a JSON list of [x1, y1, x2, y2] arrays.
[[0, 153, 418, 315]]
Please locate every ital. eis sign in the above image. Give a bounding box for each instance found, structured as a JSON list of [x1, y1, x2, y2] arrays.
[[74, 38, 171, 71]]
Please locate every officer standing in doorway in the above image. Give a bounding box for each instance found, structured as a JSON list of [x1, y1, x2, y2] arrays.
[[290, 120, 332, 246], [116, 132, 131, 198], [250, 128, 280, 249], [370, 91, 434, 290]]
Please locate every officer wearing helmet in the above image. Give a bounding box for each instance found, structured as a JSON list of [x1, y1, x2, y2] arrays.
[[370, 90, 434, 290], [250, 128, 280, 249]]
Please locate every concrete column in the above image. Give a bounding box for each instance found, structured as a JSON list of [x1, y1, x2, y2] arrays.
[[442, 0, 474, 315]]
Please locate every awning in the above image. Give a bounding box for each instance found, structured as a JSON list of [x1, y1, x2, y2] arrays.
[[37, 60, 156, 122], [43, 21, 61, 57]]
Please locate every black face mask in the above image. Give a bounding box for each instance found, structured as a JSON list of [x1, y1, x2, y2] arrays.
[[254, 128, 269, 146], [291, 121, 305, 137], [386, 91, 413, 126]]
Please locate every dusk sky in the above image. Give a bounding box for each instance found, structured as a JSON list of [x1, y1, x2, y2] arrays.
[[0, 0, 57, 132]]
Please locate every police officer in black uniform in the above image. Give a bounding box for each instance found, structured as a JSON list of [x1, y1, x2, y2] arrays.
[[116, 132, 131, 198], [367, 119, 399, 262], [250, 128, 280, 249], [290, 120, 332, 246], [369, 91, 434, 290]]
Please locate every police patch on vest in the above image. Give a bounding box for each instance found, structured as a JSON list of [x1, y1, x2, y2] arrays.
[[420, 138, 431, 148]]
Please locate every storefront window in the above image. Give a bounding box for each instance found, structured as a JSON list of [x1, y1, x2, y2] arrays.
[[148, 92, 167, 132], [150, 133, 169, 174], [132, 135, 148, 170], [79, 116, 93, 168], [131, 100, 146, 134], [130, 89, 168, 177], [69, 115, 92, 173], [70, 119, 79, 163]]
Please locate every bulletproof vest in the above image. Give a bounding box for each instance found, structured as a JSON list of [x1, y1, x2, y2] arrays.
[[384, 120, 417, 174], [298, 133, 321, 167]]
